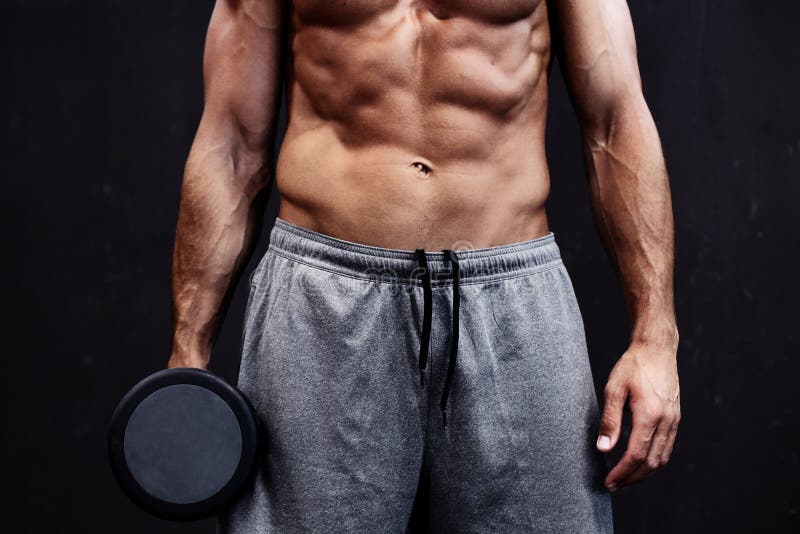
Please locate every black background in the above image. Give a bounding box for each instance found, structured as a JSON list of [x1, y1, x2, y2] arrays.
[[3, 1, 799, 532]]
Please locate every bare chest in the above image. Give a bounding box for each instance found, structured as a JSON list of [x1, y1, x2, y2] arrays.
[[292, 0, 543, 26]]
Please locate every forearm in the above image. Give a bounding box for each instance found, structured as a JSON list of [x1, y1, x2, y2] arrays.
[[583, 96, 678, 348], [168, 0, 284, 367], [552, 0, 680, 486], [170, 130, 271, 366]]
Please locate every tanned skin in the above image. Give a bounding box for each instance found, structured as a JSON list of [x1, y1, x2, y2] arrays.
[[168, 0, 680, 493]]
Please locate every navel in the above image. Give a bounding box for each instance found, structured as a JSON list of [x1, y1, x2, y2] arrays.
[[410, 161, 433, 176]]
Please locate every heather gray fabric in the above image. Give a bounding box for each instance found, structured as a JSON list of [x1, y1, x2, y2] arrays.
[[219, 218, 612, 533]]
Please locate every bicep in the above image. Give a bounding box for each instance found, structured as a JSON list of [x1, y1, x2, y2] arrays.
[[549, 0, 643, 131], [201, 0, 285, 146]]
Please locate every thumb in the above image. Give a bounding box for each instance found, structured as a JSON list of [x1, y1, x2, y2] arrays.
[[597, 381, 626, 452]]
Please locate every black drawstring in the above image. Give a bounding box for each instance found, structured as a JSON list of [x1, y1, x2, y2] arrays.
[[414, 249, 433, 387], [441, 249, 460, 430], [414, 248, 461, 430]]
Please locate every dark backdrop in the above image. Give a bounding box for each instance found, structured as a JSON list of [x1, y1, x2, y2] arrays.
[[3, 1, 798, 532]]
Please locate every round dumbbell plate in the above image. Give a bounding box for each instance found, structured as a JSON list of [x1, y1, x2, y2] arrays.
[[108, 368, 259, 521]]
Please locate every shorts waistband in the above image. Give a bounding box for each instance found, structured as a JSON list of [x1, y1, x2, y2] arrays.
[[268, 217, 563, 286]]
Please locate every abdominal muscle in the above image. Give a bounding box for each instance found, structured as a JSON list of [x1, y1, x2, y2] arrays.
[[276, 0, 553, 250]]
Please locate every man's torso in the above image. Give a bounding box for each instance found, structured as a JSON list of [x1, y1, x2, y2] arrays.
[[276, 0, 554, 250]]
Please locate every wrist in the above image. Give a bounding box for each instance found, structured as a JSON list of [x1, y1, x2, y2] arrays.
[[170, 329, 212, 368], [630, 317, 679, 351]]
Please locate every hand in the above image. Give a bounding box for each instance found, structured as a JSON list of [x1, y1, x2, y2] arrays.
[[596, 339, 680, 492]]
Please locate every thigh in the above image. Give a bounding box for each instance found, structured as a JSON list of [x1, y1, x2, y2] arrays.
[[427, 265, 612, 533], [222, 252, 426, 533]]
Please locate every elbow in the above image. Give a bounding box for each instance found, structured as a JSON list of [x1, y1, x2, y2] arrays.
[[230, 140, 272, 196], [189, 110, 276, 196], [579, 90, 650, 147], [223, 114, 275, 196]]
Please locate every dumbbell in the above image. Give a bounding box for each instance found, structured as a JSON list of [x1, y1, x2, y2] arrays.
[[108, 368, 260, 521]]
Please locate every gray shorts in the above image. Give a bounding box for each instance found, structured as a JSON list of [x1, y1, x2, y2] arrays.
[[220, 218, 612, 533]]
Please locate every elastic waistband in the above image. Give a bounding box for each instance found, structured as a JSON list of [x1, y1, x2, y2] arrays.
[[268, 218, 563, 286]]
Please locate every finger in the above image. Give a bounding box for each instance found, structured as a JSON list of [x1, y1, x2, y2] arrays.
[[604, 401, 659, 491], [660, 412, 680, 464], [618, 416, 671, 488], [597, 381, 627, 452]]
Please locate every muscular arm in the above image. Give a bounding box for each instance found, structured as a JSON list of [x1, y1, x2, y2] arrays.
[[168, 0, 284, 369], [549, 0, 680, 490]]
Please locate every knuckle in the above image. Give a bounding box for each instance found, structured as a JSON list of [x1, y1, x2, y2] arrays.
[[629, 450, 647, 463], [600, 414, 618, 430], [646, 458, 661, 470], [649, 401, 666, 418], [604, 385, 621, 402], [642, 402, 664, 422]]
